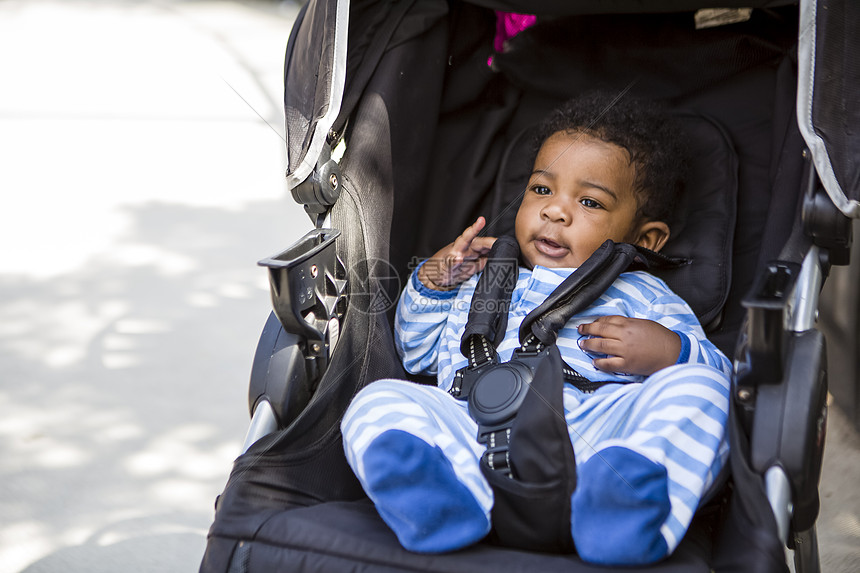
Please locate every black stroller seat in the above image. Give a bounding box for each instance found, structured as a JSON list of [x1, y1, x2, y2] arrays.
[[201, 2, 860, 572]]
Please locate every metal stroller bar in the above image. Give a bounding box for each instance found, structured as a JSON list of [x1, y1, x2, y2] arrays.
[[793, 527, 821, 573], [756, 245, 825, 573], [787, 246, 823, 333], [241, 399, 278, 455], [758, 248, 824, 572], [765, 466, 792, 546]]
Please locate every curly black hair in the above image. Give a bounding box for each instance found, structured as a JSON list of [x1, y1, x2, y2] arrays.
[[530, 92, 688, 226]]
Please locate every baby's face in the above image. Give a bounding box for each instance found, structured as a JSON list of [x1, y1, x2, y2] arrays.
[[515, 131, 643, 269]]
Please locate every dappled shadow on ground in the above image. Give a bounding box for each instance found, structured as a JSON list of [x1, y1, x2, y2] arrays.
[[0, 199, 309, 572], [19, 519, 206, 573]]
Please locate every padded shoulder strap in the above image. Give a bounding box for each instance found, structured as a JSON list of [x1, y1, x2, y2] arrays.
[[520, 240, 684, 346], [459, 235, 520, 357], [460, 238, 687, 356]]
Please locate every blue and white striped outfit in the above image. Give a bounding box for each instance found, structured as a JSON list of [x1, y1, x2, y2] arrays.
[[342, 264, 732, 565]]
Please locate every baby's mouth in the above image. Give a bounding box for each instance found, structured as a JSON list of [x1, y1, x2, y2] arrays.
[[534, 237, 568, 258]]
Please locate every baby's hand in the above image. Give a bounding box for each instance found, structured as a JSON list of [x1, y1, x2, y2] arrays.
[[577, 316, 681, 376], [418, 217, 497, 290]]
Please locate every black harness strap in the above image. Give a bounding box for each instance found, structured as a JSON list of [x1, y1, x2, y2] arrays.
[[452, 238, 686, 553], [450, 236, 519, 398], [461, 235, 520, 359], [520, 241, 657, 346], [452, 239, 681, 397]]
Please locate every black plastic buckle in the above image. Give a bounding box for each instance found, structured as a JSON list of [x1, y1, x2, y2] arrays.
[[478, 428, 513, 478], [450, 356, 499, 400], [258, 228, 347, 383]]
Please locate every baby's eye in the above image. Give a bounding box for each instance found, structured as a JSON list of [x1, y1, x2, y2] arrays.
[[580, 198, 603, 209], [531, 185, 551, 196]]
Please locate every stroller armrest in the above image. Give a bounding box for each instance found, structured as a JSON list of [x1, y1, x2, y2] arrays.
[[737, 259, 802, 388], [735, 246, 828, 540], [241, 229, 348, 451]]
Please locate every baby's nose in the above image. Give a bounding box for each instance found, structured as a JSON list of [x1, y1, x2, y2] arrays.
[[541, 199, 570, 222]]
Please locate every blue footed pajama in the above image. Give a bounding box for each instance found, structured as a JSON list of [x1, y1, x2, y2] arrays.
[[341, 265, 732, 564]]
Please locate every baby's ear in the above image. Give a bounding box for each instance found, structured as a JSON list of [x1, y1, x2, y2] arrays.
[[634, 221, 670, 252]]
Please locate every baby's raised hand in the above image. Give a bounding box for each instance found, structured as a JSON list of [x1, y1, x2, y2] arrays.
[[417, 217, 497, 290], [577, 316, 682, 376]]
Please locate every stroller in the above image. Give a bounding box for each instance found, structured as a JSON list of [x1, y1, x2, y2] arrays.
[[201, 1, 859, 571]]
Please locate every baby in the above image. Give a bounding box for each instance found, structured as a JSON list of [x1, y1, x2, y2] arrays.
[[342, 93, 732, 565]]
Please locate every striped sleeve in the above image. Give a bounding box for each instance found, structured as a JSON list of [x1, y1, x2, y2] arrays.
[[394, 265, 460, 376], [627, 272, 732, 376]]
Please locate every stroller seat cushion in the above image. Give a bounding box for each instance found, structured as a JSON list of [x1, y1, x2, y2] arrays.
[[243, 498, 712, 573]]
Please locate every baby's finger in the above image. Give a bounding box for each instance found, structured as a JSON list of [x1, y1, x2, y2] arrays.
[[592, 356, 627, 374], [469, 216, 487, 235], [453, 217, 487, 250], [461, 217, 487, 242], [577, 315, 625, 337], [580, 335, 623, 357]]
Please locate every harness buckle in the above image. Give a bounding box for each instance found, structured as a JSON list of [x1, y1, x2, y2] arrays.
[[478, 427, 513, 478], [449, 355, 499, 400]]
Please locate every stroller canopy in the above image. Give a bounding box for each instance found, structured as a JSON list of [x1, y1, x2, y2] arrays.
[[285, 0, 859, 218]]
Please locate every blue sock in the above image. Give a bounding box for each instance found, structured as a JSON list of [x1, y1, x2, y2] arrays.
[[571, 447, 671, 565], [361, 430, 490, 553]]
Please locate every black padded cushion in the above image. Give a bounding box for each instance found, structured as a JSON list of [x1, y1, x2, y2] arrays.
[[656, 113, 737, 329], [491, 112, 737, 331], [234, 498, 711, 572]]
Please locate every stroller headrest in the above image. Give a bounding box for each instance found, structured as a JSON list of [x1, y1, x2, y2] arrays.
[[658, 113, 737, 330], [491, 112, 737, 330]]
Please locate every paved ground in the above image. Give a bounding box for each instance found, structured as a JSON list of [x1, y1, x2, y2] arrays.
[[0, 1, 857, 572], [0, 1, 306, 571]]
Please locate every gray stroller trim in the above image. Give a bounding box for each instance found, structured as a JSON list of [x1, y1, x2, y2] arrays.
[[797, 0, 860, 218], [284, 0, 348, 191]]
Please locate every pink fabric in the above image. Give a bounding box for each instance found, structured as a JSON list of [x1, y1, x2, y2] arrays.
[[489, 12, 536, 66], [494, 12, 536, 52]]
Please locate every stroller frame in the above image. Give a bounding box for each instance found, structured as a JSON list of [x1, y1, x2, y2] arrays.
[[203, 1, 860, 572]]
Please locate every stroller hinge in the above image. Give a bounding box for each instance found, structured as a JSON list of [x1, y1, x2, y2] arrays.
[[802, 152, 853, 266], [290, 143, 343, 228]]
